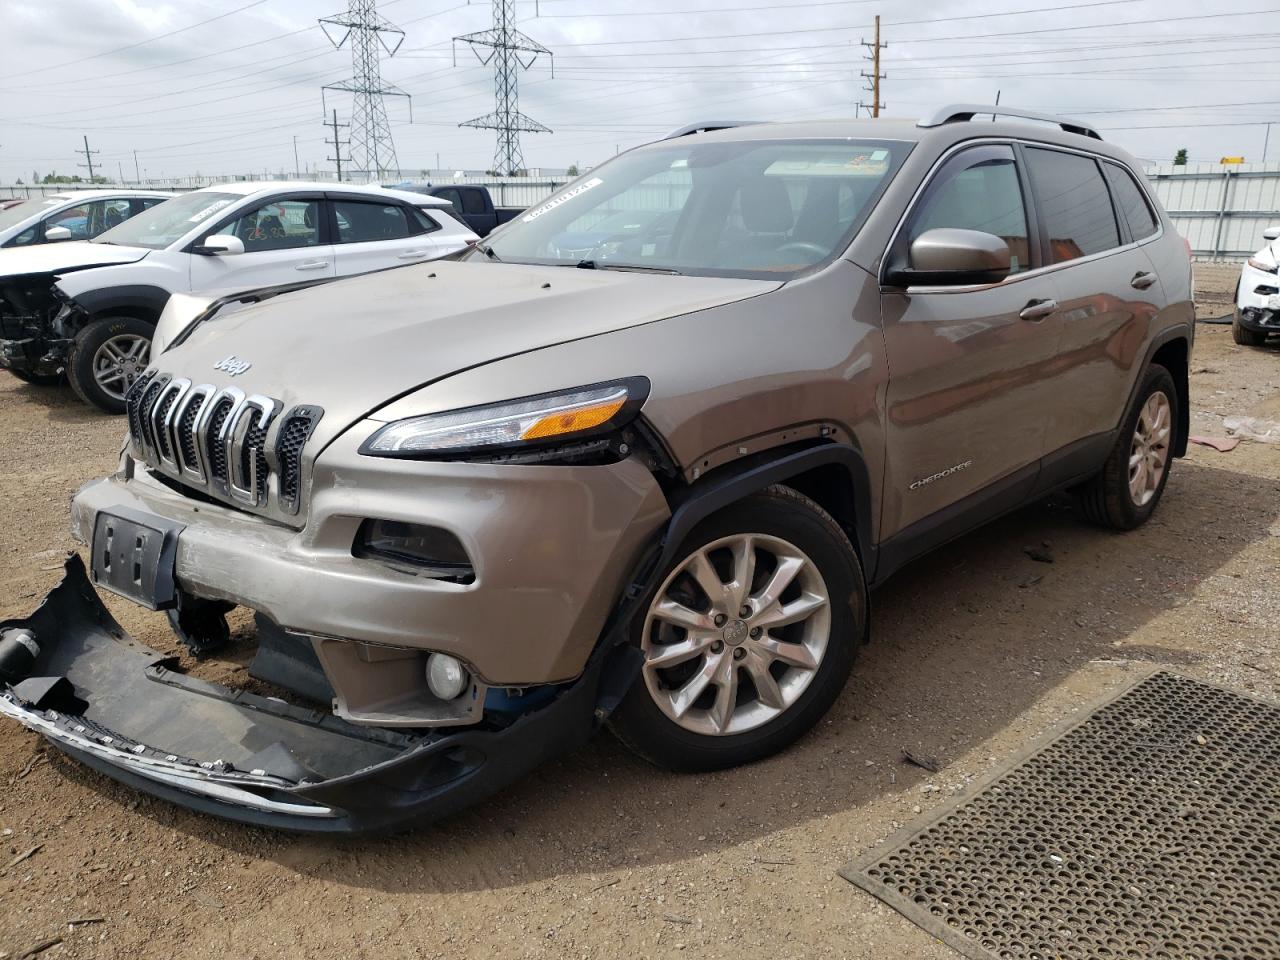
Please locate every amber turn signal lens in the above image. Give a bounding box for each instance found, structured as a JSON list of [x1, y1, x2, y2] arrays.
[[520, 398, 626, 440]]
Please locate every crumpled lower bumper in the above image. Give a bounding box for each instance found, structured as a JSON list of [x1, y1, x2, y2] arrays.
[[0, 556, 613, 832]]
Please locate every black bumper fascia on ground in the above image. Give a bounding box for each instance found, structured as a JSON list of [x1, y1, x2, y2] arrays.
[[0, 556, 620, 833]]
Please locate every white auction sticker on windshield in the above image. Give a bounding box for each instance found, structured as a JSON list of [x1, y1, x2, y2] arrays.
[[186, 199, 234, 222], [522, 178, 603, 223]]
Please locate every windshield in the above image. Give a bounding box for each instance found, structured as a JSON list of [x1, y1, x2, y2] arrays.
[[480, 138, 909, 279], [92, 191, 238, 249], [0, 198, 60, 231]]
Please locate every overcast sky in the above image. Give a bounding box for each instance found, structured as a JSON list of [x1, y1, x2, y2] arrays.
[[1, 0, 1277, 183]]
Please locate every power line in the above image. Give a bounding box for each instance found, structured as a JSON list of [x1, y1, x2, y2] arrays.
[[0, 0, 269, 81], [455, 0, 553, 174]]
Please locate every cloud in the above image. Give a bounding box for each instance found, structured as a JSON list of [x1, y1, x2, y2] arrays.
[[0, 0, 1274, 181]]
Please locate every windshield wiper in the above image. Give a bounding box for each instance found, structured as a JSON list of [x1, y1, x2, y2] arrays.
[[573, 259, 681, 275]]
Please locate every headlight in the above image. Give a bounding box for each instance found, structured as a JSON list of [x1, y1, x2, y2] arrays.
[[361, 378, 648, 457], [1248, 257, 1279, 274]]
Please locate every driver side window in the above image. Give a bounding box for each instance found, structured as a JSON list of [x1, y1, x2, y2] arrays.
[[222, 199, 320, 252], [909, 148, 1030, 274]]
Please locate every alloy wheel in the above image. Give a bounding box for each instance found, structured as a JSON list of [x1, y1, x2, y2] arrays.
[[1129, 390, 1171, 507], [640, 532, 831, 737], [92, 334, 150, 401]]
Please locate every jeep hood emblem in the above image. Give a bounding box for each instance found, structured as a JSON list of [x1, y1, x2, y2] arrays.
[[213, 355, 252, 377]]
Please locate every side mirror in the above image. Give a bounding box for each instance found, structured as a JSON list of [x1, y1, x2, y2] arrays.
[[1263, 226, 1280, 241], [44, 225, 73, 242], [887, 228, 1011, 287], [195, 234, 244, 256]]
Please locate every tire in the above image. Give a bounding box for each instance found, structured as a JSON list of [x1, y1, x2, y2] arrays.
[[609, 484, 866, 772], [5, 367, 63, 387], [1232, 310, 1267, 347], [1076, 363, 1177, 531], [67, 316, 154, 415]]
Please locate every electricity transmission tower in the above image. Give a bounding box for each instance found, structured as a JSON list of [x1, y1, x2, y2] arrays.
[[860, 15, 886, 118], [320, 0, 411, 179], [455, 0, 553, 176]]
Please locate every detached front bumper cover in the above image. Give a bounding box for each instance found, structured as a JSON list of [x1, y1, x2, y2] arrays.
[[0, 556, 612, 833]]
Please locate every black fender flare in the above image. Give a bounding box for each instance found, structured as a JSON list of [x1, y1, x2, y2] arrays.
[[1125, 323, 1193, 457], [594, 442, 877, 717], [64, 285, 171, 324]]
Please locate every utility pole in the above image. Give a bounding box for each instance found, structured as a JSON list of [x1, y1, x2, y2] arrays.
[[320, 0, 411, 179], [455, 0, 553, 176], [76, 135, 100, 181], [293, 135, 300, 177], [117, 161, 125, 183], [133, 150, 140, 182], [325, 109, 351, 182], [860, 15, 886, 118]]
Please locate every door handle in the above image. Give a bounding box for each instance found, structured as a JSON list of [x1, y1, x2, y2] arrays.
[[396, 249, 427, 260], [1130, 271, 1158, 290], [295, 260, 329, 271], [1019, 298, 1058, 322]]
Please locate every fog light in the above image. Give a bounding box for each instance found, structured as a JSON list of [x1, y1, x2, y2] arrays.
[[426, 653, 469, 701]]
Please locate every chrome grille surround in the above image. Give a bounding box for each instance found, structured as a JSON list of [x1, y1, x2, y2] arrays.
[[127, 374, 305, 513]]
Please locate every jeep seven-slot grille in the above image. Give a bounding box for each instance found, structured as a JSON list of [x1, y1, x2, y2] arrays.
[[126, 373, 321, 514], [177, 394, 204, 469], [205, 397, 234, 485]]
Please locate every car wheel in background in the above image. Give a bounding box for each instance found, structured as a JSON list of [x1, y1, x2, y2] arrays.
[[5, 367, 64, 387], [1076, 362, 1178, 531], [67, 316, 153, 414], [609, 485, 866, 772], [1232, 310, 1267, 347]]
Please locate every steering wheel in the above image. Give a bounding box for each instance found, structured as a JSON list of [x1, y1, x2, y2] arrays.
[[774, 241, 829, 261]]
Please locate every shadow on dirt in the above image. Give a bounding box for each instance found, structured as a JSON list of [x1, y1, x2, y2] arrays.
[[42, 458, 1280, 893]]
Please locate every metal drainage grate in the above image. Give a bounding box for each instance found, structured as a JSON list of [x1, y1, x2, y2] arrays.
[[840, 671, 1280, 960]]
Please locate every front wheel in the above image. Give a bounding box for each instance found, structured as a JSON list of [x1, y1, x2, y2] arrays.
[[67, 316, 153, 414], [609, 485, 866, 772], [1232, 310, 1267, 347], [5, 366, 63, 387], [1076, 363, 1177, 530]]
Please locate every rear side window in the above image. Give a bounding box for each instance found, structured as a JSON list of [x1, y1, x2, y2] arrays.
[[1025, 147, 1120, 264], [460, 189, 487, 215], [410, 208, 442, 233], [1103, 162, 1158, 241], [333, 200, 411, 243], [908, 144, 1031, 273]]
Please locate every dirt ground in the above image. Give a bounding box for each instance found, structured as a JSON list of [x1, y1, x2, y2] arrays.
[[1, 264, 1277, 960]]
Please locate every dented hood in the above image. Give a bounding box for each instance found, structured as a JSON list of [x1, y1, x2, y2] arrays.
[[0, 240, 149, 278], [157, 259, 777, 446]]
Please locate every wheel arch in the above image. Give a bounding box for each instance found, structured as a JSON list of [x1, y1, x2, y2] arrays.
[[666, 442, 876, 574], [67, 285, 171, 329], [1146, 328, 1191, 458]]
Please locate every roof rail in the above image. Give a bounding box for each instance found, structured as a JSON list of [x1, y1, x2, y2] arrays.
[[662, 121, 759, 140], [918, 104, 1101, 141]]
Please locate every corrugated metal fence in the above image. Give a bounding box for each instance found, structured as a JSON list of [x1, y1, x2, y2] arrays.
[[1143, 161, 1280, 260], [8, 162, 1280, 260]]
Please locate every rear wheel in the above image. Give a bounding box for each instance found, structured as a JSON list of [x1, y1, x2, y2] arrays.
[[609, 485, 866, 772], [67, 316, 153, 414], [1076, 363, 1177, 530], [1232, 310, 1267, 346]]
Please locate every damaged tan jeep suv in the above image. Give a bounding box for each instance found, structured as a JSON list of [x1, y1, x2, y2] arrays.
[[0, 106, 1193, 831]]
